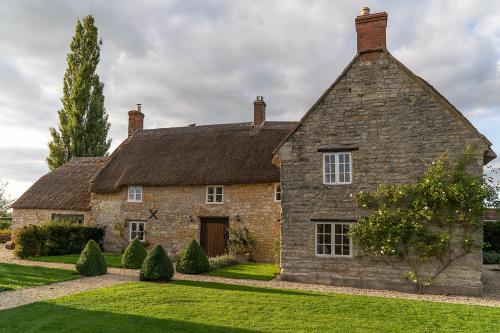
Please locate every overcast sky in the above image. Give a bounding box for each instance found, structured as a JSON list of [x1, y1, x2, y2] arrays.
[[1, 0, 499, 199]]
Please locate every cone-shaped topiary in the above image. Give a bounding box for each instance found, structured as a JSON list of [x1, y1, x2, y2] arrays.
[[122, 237, 147, 269], [140, 244, 174, 282], [176, 239, 210, 274], [76, 239, 107, 276]]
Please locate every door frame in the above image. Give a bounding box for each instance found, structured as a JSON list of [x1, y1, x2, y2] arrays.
[[199, 216, 229, 257]]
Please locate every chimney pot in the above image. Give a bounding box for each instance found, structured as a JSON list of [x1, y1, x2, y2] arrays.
[[355, 10, 388, 54], [253, 96, 266, 127], [128, 104, 144, 137]]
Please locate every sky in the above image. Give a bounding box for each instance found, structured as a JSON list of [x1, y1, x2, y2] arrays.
[[0, 0, 499, 200]]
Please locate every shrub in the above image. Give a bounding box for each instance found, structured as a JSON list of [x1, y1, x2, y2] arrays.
[[484, 221, 500, 253], [122, 238, 147, 269], [272, 227, 281, 264], [140, 245, 174, 282], [483, 251, 500, 265], [76, 240, 107, 276], [176, 240, 210, 274], [0, 221, 12, 230], [208, 255, 238, 271], [44, 222, 104, 255], [0, 229, 11, 243], [13, 225, 47, 258], [226, 227, 256, 257]]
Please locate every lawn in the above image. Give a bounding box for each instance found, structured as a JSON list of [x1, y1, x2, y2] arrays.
[[0, 281, 498, 332], [0, 263, 78, 292], [27, 253, 123, 268], [207, 263, 279, 280]]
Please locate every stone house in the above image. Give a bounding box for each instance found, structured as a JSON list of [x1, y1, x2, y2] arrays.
[[12, 100, 294, 262], [11, 8, 496, 295], [275, 9, 496, 296]]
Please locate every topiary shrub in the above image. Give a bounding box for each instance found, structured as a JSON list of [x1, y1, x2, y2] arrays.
[[176, 240, 210, 274], [76, 240, 107, 276], [122, 238, 147, 269], [140, 244, 174, 282], [13, 225, 47, 258]]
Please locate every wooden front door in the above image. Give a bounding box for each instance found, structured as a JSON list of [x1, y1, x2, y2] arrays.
[[200, 217, 229, 257]]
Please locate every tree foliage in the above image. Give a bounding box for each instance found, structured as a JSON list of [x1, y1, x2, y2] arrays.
[[0, 181, 12, 217], [47, 15, 111, 170], [350, 149, 500, 292]]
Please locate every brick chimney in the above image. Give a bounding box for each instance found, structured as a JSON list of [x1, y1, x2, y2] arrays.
[[253, 96, 266, 126], [355, 7, 388, 54], [128, 104, 144, 137]]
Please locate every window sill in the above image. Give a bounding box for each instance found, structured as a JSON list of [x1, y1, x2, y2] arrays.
[[127, 200, 143, 203], [205, 202, 224, 205]]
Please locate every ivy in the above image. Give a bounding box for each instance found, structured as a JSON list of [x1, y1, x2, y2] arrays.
[[350, 148, 500, 293]]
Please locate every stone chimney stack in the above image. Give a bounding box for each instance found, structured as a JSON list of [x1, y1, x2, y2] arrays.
[[128, 104, 144, 137], [355, 7, 388, 54], [253, 96, 266, 127]]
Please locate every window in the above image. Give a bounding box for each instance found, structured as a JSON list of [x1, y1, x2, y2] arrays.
[[206, 186, 224, 204], [52, 214, 84, 224], [315, 222, 352, 257], [274, 184, 281, 202], [323, 152, 352, 184], [128, 186, 142, 202], [130, 221, 145, 241]]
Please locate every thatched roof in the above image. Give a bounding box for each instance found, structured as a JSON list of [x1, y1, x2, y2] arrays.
[[91, 122, 296, 193], [12, 157, 108, 211]]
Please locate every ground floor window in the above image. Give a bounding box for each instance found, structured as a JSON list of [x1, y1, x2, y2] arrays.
[[52, 214, 84, 224], [315, 222, 352, 257], [130, 221, 145, 241]]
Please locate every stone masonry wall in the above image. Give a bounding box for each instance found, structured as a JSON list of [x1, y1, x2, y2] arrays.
[[89, 183, 280, 261], [277, 53, 489, 296], [12, 209, 90, 230]]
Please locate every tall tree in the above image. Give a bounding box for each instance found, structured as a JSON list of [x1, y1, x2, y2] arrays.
[[47, 15, 111, 170]]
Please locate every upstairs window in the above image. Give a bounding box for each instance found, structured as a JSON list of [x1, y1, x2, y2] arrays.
[[323, 152, 352, 184], [130, 221, 145, 241], [206, 186, 224, 204], [128, 186, 142, 202], [274, 184, 281, 202], [315, 222, 352, 257]]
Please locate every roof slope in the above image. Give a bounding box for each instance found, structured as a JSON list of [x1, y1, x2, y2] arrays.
[[91, 122, 297, 193], [12, 157, 108, 211]]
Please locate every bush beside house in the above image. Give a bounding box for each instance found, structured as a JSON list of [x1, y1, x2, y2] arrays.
[[122, 238, 147, 269], [176, 240, 210, 274], [484, 220, 500, 264], [76, 240, 107, 276], [140, 245, 174, 282]]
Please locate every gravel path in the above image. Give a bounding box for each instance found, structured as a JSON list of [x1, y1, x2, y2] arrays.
[[1, 247, 499, 310]]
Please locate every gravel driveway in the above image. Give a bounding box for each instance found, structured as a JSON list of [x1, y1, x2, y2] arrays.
[[1, 247, 499, 310]]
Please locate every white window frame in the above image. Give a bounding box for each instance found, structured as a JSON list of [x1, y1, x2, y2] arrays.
[[206, 185, 224, 204], [323, 152, 352, 185], [129, 221, 145, 241], [127, 186, 143, 202], [274, 184, 281, 202], [314, 221, 353, 258]]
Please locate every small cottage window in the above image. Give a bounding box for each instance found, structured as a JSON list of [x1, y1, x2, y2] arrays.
[[52, 214, 84, 224], [128, 186, 142, 202], [274, 184, 281, 202], [315, 222, 352, 257], [130, 221, 145, 241], [323, 152, 352, 184], [206, 186, 223, 204]]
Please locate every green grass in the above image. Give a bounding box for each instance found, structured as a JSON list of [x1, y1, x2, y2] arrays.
[[0, 281, 498, 332], [207, 263, 279, 280], [0, 263, 78, 292], [27, 253, 123, 268]]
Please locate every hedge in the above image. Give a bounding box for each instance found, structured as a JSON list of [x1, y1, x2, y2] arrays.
[[13, 223, 104, 258], [484, 221, 500, 252]]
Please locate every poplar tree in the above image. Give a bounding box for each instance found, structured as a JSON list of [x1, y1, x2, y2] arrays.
[[47, 15, 111, 170]]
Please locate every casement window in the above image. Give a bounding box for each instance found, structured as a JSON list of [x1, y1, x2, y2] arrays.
[[128, 186, 142, 202], [274, 184, 282, 202], [130, 221, 145, 241], [323, 152, 352, 184], [52, 214, 84, 224], [315, 222, 352, 257], [206, 186, 224, 204]]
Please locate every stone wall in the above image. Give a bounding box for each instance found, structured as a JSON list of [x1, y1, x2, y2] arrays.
[[12, 209, 90, 230], [89, 183, 280, 261], [277, 53, 489, 296]]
